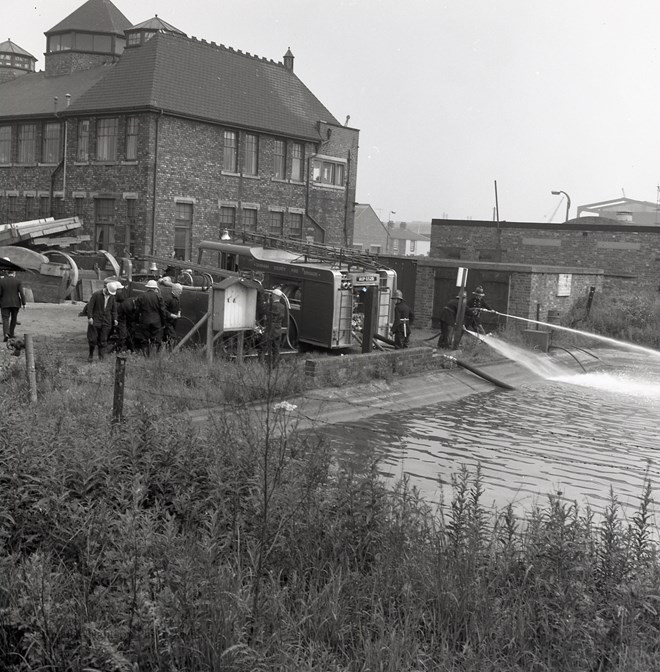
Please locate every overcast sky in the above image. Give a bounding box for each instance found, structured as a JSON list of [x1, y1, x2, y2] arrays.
[[8, 0, 660, 224]]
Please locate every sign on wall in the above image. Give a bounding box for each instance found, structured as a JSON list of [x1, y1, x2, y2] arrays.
[[557, 273, 572, 297]]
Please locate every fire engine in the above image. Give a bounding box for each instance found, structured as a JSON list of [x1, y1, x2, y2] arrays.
[[197, 234, 397, 350]]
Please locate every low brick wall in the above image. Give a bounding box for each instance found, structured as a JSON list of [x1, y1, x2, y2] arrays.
[[304, 345, 454, 386]]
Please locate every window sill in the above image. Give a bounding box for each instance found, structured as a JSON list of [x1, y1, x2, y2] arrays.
[[92, 161, 119, 166], [271, 177, 288, 183], [38, 162, 60, 167], [242, 173, 260, 180], [290, 179, 306, 186], [0, 163, 11, 168], [221, 171, 240, 177], [14, 163, 37, 167], [73, 161, 90, 165], [121, 160, 138, 165], [311, 182, 345, 191]]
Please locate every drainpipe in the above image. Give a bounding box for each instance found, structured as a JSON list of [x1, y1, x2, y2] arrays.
[[151, 109, 163, 255], [343, 149, 351, 247]]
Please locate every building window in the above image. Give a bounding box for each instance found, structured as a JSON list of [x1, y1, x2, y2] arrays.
[[77, 120, 90, 161], [174, 202, 193, 260], [18, 124, 36, 163], [269, 210, 284, 237], [25, 195, 37, 220], [244, 134, 258, 175], [125, 116, 138, 160], [96, 118, 118, 161], [74, 197, 85, 219], [242, 208, 257, 233], [126, 199, 137, 256], [369, 244, 381, 254], [39, 196, 50, 219], [95, 198, 116, 253], [273, 140, 286, 179], [8, 196, 19, 222], [0, 126, 11, 163], [220, 206, 236, 234], [409, 240, 416, 253], [291, 142, 304, 181], [289, 212, 303, 239], [392, 239, 399, 253], [42, 122, 62, 163], [311, 157, 345, 186], [223, 131, 238, 172]]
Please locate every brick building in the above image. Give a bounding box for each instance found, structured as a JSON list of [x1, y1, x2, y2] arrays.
[[0, 0, 359, 261], [431, 217, 660, 291], [353, 204, 430, 256]]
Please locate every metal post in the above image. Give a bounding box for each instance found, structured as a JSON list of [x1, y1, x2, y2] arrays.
[[206, 288, 215, 365], [452, 269, 468, 349], [361, 286, 378, 353], [24, 334, 37, 404], [112, 353, 127, 424]]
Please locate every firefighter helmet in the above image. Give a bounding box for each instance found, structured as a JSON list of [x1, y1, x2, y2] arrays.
[[392, 289, 403, 300]]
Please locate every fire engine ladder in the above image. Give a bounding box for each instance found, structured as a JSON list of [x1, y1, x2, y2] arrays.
[[235, 231, 390, 272]]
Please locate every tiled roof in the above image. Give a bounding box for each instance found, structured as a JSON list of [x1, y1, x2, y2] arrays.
[[129, 16, 185, 35], [46, 0, 132, 36], [0, 67, 111, 118], [0, 39, 36, 59], [66, 32, 339, 140]]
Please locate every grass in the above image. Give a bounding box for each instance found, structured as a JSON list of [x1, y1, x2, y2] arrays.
[[1, 347, 660, 671]]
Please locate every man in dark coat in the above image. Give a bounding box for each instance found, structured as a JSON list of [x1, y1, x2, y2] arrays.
[[86, 281, 120, 361], [437, 292, 476, 349], [162, 283, 183, 348], [0, 270, 27, 342], [259, 289, 287, 366], [391, 289, 414, 349], [134, 279, 167, 355]]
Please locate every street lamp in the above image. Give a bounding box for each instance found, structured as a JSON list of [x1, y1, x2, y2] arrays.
[[551, 190, 571, 222]]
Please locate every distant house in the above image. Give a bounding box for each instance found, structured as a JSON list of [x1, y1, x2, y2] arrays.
[[577, 197, 660, 226], [353, 204, 430, 256]]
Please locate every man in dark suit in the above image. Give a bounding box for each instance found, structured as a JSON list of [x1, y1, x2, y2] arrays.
[[0, 270, 27, 342], [86, 281, 120, 361]]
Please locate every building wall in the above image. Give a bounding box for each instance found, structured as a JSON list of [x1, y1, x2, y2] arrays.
[[431, 218, 660, 290], [45, 51, 120, 75], [0, 111, 356, 260]]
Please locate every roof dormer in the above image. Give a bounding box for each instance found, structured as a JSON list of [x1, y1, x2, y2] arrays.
[[125, 15, 186, 48]]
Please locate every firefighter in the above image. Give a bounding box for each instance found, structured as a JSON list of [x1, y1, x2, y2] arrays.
[[134, 280, 167, 356], [163, 283, 183, 348], [260, 289, 287, 366], [391, 289, 414, 349], [465, 285, 493, 333]]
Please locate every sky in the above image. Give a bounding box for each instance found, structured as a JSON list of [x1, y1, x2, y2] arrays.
[[7, 0, 660, 224]]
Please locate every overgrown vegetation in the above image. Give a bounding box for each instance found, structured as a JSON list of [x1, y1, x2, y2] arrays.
[[1, 351, 660, 671], [562, 286, 660, 348]]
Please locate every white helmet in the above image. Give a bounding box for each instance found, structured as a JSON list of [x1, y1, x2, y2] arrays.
[[271, 288, 284, 297], [145, 279, 159, 290]]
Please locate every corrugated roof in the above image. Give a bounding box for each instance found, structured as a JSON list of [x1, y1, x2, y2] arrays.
[[66, 32, 339, 139], [0, 67, 111, 118], [46, 0, 132, 36], [129, 16, 185, 35], [0, 39, 36, 59]]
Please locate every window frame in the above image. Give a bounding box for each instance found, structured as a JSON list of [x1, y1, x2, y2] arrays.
[[244, 133, 258, 176], [42, 122, 62, 164], [0, 126, 11, 163], [94, 198, 116, 254], [77, 119, 90, 162], [288, 212, 303, 239], [125, 116, 139, 161], [291, 142, 304, 181], [242, 207, 258, 233], [17, 124, 36, 164], [96, 117, 118, 162], [268, 210, 284, 238], [223, 131, 238, 173], [220, 205, 236, 234], [174, 201, 193, 260], [273, 139, 286, 179], [311, 156, 346, 187]]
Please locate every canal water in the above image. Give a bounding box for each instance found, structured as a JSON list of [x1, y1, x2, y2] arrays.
[[319, 347, 660, 517]]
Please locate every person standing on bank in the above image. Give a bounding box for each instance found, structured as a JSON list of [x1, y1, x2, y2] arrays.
[[391, 289, 414, 349], [0, 269, 27, 342], [134, 279, 167, 355], [437, 292, 476, 349], [465, 285, 493, 333], [86, 280, 120, 361]]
